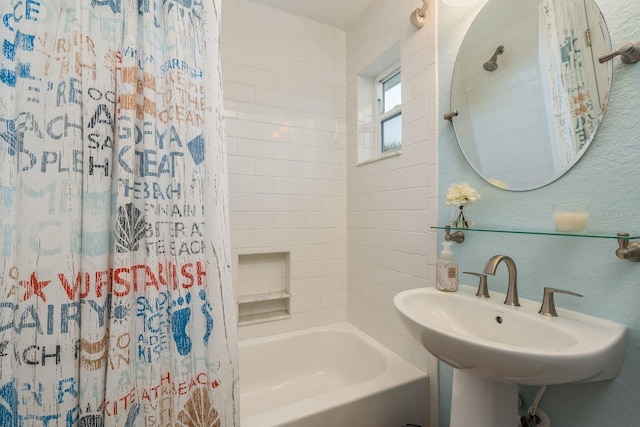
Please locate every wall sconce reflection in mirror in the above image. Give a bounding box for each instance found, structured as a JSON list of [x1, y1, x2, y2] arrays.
[[599, 41, 640, 64]]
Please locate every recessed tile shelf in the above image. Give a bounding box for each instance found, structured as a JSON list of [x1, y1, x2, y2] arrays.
[[237, 291, 291, 304], [237, 252, 291, 326], [238, 310, 291, 326]]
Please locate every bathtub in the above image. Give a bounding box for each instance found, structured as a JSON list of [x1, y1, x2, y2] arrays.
[[239, 322, 428, 427]]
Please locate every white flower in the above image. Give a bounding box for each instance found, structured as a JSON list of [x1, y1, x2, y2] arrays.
[[445, 182, 480, 206], [488, 178, 509, 189]]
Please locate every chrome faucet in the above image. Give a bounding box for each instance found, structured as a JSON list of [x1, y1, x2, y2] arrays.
[[483, 255, 520, 306]]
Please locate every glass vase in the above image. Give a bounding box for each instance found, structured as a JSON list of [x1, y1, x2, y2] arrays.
[[450, 204, 475, 228]]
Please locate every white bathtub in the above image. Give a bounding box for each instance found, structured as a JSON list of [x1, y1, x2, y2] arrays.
[[239, 322, 428, 427]]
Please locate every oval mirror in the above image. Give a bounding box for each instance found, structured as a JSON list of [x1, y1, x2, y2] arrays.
[[450, 0, 612, 191]]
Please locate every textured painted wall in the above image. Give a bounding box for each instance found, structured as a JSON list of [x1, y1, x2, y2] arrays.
[[438, 0, 640, 425]]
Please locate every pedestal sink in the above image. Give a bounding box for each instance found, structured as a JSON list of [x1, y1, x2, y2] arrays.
[[393, 285, 627, 426]]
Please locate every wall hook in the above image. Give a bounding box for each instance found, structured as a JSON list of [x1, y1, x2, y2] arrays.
[[599, 42, 640, 64]]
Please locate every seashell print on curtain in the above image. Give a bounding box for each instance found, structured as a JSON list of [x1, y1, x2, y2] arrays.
[[0, 0, 239, 425]]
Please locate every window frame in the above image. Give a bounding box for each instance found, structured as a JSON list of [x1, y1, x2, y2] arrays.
[[376, 65, 402, 154]]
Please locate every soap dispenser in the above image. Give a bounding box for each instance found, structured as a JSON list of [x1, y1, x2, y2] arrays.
[[436, 241, 458, 292]]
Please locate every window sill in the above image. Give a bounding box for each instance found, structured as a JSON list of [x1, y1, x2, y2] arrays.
[[356, 149, 402, 167]]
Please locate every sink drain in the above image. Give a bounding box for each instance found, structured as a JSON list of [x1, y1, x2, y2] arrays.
[[495, 316, 503, 324]]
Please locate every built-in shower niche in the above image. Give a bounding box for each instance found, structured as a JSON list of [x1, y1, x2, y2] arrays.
[[237, 252, 290, 326]]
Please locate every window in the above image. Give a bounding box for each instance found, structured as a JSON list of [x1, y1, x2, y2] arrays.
[[356, 44, 402, 165], [378, 68, 402, 153]]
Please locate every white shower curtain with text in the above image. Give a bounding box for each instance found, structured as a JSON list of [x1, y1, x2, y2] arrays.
[[0, 0, 238, 425], [539, 0, 597, 170]]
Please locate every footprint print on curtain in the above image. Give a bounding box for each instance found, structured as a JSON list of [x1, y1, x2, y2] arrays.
[[0, 0, 238, 425]]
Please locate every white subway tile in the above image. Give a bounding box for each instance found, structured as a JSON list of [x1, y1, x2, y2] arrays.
[[321, 227, 346, 244], [255, 87, 291, 109], [272, 9, 307, 29], [230, 229, 256, 248], [272, 39, 307, 62], [402, 93, 428, 125], [302, 276, 337, 294], [237, 175, 274, 194], [255, 158, 291, 177], [233, 211, 274, 230], [225, 136, 238, 156], [237, 279, 270, 297], [222, 81, 256, 103], [236, 138, 274, 159], [306, 179, 338, 196], [307, 308, 337, 327], [303, 244, 336, 261], [322, 259, 347, 276], [273, 314, 308, 334], [237, 64, 274, 88], [274, 142, 308, 161], [274, 177, 307, 194], [290, 294, 324, 313], [290, 59, 322, 81], [254, 194, 290, 212], [236, 102, 275, 124], [221, 43, 256, 67], [223, 3, 259, 32], [255, 229, 291, 247], [289, 195, 322, 211], [305, 19, 337, 38], [274, 212, 307, 229], [306, 212, 336, 228], [291, 261, 324, 279], [320, 196, 346, 212], [237, 30, 274, 54], [228, 155, 255, 175], [229, 193, 255, 212], [290, 228, 323, 246], [257, 16, 292, 40]]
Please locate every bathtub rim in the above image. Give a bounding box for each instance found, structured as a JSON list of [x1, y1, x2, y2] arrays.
[[239, 321, 428, 427]]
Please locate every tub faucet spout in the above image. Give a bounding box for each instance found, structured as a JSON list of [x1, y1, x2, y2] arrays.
[[483, 255, 520, 306]]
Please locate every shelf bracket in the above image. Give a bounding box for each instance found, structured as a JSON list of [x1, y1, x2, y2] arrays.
[[445, 225, 465, 244], [444, 110, 458, 122], [616, 232, 640, 262]]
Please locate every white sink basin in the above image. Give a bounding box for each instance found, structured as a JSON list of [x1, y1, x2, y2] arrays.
[[394, 285, 626, 386]]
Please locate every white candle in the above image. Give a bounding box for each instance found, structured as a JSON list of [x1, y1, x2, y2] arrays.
[[554, 212, 589, 232]]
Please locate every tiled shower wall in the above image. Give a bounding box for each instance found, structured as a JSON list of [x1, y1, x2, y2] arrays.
[[221, 0, 348, 340], [222, 1, 438, 421], [345, 0, 438, 424]]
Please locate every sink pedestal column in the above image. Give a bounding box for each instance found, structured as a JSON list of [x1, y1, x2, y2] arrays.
[[450, 369, 518, 427]]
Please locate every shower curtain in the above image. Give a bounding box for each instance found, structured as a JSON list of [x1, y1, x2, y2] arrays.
[[539, 0, 597, 170], [0, 0, 238, 425]]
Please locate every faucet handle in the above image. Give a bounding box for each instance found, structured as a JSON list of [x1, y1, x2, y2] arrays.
[[538, 287, 583, 317], [463, 272, 489, 298]]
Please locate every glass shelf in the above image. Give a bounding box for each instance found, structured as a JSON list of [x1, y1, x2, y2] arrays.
[[431, 226, 640, 240]]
